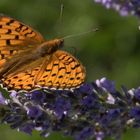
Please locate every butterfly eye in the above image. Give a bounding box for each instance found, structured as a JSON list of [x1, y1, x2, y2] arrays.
[[59, 39, 64, 46]]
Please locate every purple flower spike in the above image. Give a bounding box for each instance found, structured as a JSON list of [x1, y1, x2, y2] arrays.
[[75, 127, 94, 140], [1, 77, 140, 140], [134, 88, 140, 100], [0, 92, 6, 105], [27, 106, 42, 118], [54, 97, 71, 119], [95, 131, 104, 140], [10, 91, 18, 98], [81, 95, 96, 108], [31, 90, 46, 104], [107, 109, 120, 119], [96, 77, 116, 93], [19, 123, 34, 135], [130, 106, 140, 120], [93, 0, 140, 18], [79, 83, 94, 94]]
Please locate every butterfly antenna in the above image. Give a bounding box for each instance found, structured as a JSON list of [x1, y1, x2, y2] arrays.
[[54, 0, 64, 36], [62, 28, 99, 40], [59, 3, 64, 23]]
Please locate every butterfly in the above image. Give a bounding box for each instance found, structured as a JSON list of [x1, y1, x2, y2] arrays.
[[0, 14, 86, 91]]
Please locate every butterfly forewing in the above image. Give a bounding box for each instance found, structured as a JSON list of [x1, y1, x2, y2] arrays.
[[0, 15, 45, 68], [0, 15, 45, 46]]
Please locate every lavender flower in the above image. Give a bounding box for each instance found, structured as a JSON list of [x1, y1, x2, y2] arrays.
[[1, 78, 140, 140], [93, 0, 140, 18], [0, 92, 6, 105]]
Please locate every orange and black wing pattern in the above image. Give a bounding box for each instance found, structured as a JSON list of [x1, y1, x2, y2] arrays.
[[0, 14, 45, 68], [2, 50, 85, 91], [0, 14, 45, 48]]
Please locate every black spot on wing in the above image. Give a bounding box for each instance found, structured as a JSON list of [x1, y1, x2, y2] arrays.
[[43, 75, 48, 78], [6, 19, 15, 25], [58, 75, 63, 78], [6, 39, 10, 45], [52, 73, 57, 76], [24, 30, 34, 37], [6, 29, 12, 34], [71, 64, 80, 70], [59, 67, 65, 71], [15, 35, 19, 39], [15, 24, 24, 32]]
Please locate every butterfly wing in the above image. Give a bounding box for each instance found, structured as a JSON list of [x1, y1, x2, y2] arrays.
[[0, 14, 45, 46], [0, 14, 45, 67], [1, 50, 86, 91], [44, 50, 86, 89]]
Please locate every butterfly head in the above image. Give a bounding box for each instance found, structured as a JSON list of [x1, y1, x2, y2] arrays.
[[52, 38, 64, 49]]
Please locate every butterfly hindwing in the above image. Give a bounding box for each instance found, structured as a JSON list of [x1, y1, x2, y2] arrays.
[[2, 50, 85, 91]]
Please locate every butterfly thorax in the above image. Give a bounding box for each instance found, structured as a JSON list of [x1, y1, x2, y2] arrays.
[[36, 39, 64, 57]]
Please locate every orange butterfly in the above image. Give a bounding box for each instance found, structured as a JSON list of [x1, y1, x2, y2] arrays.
[[0, 14, 86, 91]]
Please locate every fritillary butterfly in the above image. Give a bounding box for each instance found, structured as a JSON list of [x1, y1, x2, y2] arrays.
[[0, 14, 86, 91]]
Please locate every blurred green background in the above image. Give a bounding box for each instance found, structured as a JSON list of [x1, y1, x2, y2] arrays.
[[0, 0, 140, 139]]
